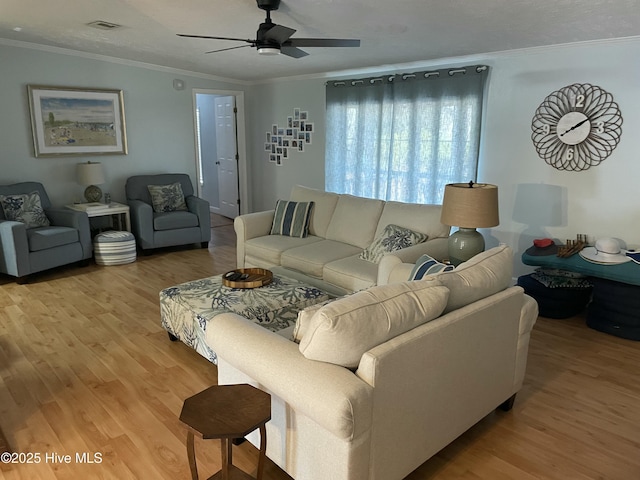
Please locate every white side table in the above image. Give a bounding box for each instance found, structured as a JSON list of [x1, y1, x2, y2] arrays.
[[66, 202, 131, 232]]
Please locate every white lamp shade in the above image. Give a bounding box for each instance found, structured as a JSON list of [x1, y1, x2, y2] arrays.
[[440, 182, 499, 228], [76, 162, 105, 186]]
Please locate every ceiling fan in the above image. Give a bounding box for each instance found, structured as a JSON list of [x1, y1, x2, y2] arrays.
[[177, 0, 360, 58]]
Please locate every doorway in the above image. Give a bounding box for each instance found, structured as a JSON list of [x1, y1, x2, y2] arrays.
[[193, 89, 248, 219]]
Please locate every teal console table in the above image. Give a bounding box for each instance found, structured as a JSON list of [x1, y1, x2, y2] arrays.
[[522, 253, 640, 286], [522, 252, 640, 340]]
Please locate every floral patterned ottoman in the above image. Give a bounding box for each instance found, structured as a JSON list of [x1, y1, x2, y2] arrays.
[[160, 274, 331, 363]]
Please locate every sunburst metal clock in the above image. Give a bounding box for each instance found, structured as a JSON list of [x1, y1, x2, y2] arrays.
[[531, 83, 623, 171]]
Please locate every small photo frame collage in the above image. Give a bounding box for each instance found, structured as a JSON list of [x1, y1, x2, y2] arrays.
[[264, 107, 314, 166]]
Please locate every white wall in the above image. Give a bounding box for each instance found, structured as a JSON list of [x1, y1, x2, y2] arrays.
[[480, 38, 640, 276], [246, 78, 327, 210], [247, 37, 640, 277], [0, 42, 245, 205]]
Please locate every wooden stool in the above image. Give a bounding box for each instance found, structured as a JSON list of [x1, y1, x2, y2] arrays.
[[179, 384, 271, 480]]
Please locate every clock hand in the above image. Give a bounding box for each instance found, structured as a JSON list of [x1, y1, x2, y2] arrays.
[[560, 118, 589, 136]]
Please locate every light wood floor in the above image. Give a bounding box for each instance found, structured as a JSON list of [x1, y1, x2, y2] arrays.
[[1, 225, 639, 479]]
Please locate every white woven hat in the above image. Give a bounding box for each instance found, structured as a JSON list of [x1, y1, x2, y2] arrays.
[[580, 237, 631, 265]]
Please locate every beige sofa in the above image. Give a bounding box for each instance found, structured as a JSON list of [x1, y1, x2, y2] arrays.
[[234, 185, 450, 296], [207, 245, 538, 480]]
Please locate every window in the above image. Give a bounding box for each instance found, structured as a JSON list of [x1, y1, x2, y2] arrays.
[[325, 66, 488, 204]]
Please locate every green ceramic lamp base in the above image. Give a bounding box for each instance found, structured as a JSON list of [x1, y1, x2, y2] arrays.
[[448, 227, 485, 266]]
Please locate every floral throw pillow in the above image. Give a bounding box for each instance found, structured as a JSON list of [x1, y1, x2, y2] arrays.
[[359, 224, 428, 264], [0, 191, 51, 228], [147, 182, 188, 213]]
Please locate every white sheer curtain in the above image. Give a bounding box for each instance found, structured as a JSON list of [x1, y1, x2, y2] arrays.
[[325, 66, 488, 204]]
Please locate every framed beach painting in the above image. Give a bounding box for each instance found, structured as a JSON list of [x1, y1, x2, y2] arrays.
[[27, 85, 127, 157]]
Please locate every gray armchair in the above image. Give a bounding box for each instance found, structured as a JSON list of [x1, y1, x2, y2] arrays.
[[125, 174, 211, 253], [0, 182, 92, 283]]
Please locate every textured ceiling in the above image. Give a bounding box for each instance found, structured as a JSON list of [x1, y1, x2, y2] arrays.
[[2, 0, 640, 82]]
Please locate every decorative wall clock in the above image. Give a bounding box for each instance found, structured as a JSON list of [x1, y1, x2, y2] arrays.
[[531, 83, 622, 171]]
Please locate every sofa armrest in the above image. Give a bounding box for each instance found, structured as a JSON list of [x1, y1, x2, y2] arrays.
[[234, 210, 275, 267], [0, 220, 30, 277], [377, 237, 449, 285], [378, 260, 414, 285], [208, 313, 373, 441], [355, 286, 526, 479], [389, 237, 449, 263], [186, 195, 211, 242], [46, 207, 92, 259]]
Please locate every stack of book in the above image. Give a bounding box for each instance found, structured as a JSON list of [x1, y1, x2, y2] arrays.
[[68, 203, 116, 215]]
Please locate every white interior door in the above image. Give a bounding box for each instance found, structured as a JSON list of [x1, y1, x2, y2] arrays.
[[215, 95, 239, 218]]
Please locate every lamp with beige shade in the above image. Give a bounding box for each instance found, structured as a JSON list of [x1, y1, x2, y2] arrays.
[[440, 181, 499, 266]]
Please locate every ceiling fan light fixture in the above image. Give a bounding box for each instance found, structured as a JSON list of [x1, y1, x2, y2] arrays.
[[258, 46, 280, 55]]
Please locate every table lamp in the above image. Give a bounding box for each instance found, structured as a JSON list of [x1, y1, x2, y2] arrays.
[[76, 161, 105, 203], [440, 181, 499, 266]]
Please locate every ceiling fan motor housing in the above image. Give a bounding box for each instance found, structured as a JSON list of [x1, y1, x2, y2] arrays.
[[257, 0, 280, 12], [257, 22, 278, 48]]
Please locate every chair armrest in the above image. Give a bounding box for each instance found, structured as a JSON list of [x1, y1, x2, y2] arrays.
[[186, 196, 211, 242], [128, 200, 154, 249], [208, 313, 373, 441], [234, 210, 275, 267], [46, 208, 92, 259], [0, 220, 30, 277]]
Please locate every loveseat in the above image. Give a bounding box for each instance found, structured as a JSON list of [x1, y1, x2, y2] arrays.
[[207, 245, 538, 480], [235, 185, 451, 295]]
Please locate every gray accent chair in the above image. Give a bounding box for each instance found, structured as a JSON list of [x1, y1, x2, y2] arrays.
[[0, 182, 92, 283], [125, 174, 211, 253]]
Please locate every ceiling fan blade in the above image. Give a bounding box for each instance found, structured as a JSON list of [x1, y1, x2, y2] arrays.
[[177, 34, 254, 44], [286, 38, 360, 48], [264, 24, 296, 44], [205, 45, 253, 54], [280, 46, 309, 58]]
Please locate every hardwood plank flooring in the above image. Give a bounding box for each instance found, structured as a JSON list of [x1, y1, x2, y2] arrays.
[[1, 226, 639, 479]]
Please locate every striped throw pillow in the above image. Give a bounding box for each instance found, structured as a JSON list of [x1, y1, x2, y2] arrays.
[[270, 200, 314, 238], [409, 254, 454, 280]]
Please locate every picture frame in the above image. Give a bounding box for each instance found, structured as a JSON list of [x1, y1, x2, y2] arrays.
[[265, 106, 314, 165], [28, 85, 127, 157]]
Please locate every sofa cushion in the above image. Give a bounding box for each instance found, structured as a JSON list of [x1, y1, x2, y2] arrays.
[[376, 201, 449, 240], [409, 254, 455, 280], [27, 226, 79, 252], [0, 191, 51, 228], [360, 224, 428, 263], [323, 255, 379, 293], [299, 279, 449, 368], [153, 211, 199, 231], [147, 182, 188, 213], [270, 199, 314, 238], [437, 244, 513, 313], [290, 185, 339, 238], [281, 240, 362, 278], [245, 235, 323, 266], [292, 298, 336, 343], [325, 194, 384, 248]]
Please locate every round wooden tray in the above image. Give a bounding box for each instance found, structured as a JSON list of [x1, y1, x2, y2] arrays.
[[222, 268, 273, 289]]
